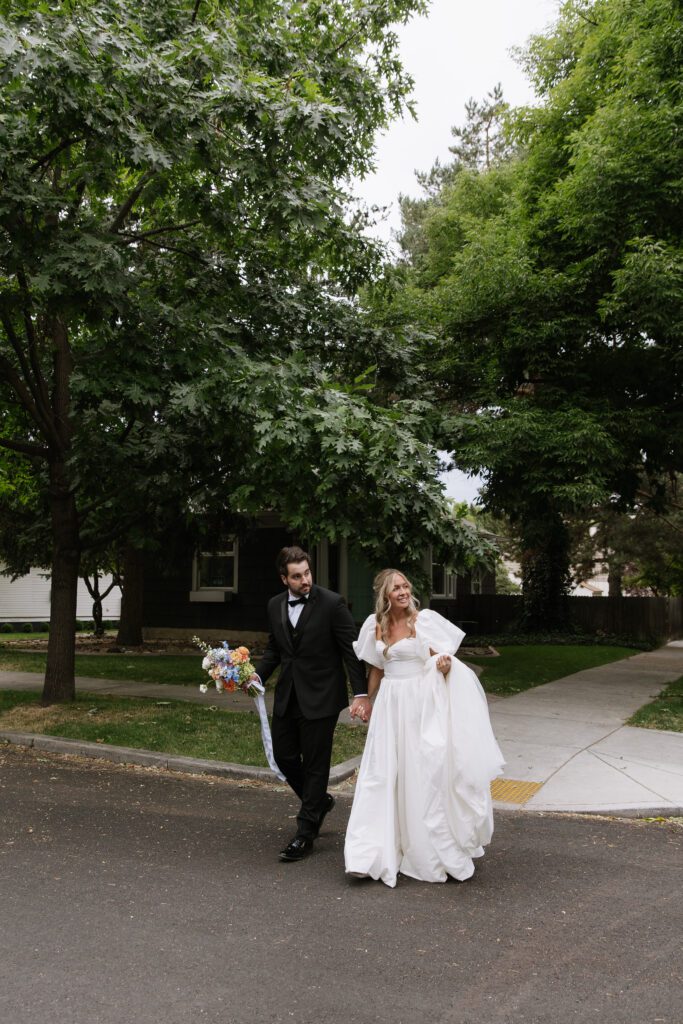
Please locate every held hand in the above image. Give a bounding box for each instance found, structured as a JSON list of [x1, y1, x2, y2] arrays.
[[436, 655, 451, 676], [350, 696, 371, 723]]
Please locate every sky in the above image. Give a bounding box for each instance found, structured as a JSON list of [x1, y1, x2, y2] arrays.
[[354, 0, 560, 503]]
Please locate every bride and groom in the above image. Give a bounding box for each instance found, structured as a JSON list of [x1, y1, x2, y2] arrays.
[[253, 546, 504, 888]]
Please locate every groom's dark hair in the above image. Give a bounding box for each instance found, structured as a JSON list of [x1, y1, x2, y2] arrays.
[[277, 545, 310, 577]]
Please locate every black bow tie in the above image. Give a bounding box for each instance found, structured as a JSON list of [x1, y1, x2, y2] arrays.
[[288, 597, 307, 606]]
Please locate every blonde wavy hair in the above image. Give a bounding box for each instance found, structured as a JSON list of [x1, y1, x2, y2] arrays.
[[373, 568, 420, 656]]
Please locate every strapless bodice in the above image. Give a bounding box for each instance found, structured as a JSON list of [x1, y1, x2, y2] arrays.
[[376, 637, 425, 679]]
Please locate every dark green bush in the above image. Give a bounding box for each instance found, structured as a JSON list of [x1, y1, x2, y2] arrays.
[[465, 630, 656, 651]]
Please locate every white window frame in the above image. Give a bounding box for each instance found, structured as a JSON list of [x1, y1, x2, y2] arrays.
[[470, 567, 484, 595], [189, 538, 238, 602]]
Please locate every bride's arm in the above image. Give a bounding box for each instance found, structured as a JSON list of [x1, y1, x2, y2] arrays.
[[367, 666, 384, 701]]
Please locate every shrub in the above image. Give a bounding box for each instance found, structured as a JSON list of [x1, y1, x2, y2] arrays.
[[0, 622, 13, 633], [465, 630, 656, 651]]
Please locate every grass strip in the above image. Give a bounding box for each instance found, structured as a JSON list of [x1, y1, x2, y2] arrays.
[[0, 690, 367, 766], [0, 650, 205, 685], [465, 644, 635, 696], [627, 676, 683, 733], [1, 645, 637, 696]]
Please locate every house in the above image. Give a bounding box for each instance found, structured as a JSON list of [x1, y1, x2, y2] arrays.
[[0, 567, 121, 625], [141, 513, 495, 641]]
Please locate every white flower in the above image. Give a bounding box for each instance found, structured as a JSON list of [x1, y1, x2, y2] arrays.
[[199, 683, 208, 693], [201, 656, 213, 671]]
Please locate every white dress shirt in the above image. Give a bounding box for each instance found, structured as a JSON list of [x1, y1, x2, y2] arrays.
[[287, 592, 307, 627]]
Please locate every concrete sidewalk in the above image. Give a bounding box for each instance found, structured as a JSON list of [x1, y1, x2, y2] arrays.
[[489, 642, 683, 814], [1, 644, 682, 815]]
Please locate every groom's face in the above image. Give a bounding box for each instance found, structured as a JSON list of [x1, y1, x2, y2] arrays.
[[282, 560, 313, 597]]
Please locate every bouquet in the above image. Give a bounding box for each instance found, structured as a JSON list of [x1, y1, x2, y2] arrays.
[[192, 636, 285, 782], [193, 637, 259, 697]]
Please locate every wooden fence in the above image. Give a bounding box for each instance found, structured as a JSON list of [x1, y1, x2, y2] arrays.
[[431, 594, 683, 642]]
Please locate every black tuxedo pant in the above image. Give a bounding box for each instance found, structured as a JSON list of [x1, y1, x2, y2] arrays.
[[271, 686, 338, 840]]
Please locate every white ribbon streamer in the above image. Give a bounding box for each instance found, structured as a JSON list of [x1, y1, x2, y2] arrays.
[[249, 680, 286, 781]]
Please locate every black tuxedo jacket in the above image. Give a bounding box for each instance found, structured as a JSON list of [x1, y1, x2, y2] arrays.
[[255, 585, 367, 720]]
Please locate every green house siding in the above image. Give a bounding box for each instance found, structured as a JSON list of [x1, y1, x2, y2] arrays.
[[346, 547, 376, 622]]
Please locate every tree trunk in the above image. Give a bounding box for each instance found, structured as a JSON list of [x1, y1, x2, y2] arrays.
[[91, 597, 103, 635], [88, 572, 104, 636], [519, 511, 571, 631], [607, 560, 623, 597], [42, 461, 80, 704], [117, 544, 145, 646]]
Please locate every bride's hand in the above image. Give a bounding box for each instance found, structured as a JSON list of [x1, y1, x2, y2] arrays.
[[350, 696, 371, 723], [436, 655, 451, 676]]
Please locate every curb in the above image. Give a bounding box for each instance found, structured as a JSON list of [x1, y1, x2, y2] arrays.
[[2, 731, 681, 819], [0, 730, 361, 785]]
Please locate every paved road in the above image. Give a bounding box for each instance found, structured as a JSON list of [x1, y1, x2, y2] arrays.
[[1, 746, 680, 1024]]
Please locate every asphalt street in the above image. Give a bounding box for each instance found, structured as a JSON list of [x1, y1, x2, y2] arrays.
[[1, 746, 681, 1024]]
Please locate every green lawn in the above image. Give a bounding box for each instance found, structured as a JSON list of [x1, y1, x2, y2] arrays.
[[0, 649, 205, 685], [466, 644, 636, 696], [0, 690, 367, 766], [0, 643, 648, 766], [0, 644, 638, 697], [627, 676, 683, 733]]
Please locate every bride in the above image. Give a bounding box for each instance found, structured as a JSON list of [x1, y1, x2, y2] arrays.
[[344, 569, 505, 887]]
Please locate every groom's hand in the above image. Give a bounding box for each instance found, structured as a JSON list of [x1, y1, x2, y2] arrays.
[[350, 696, 371, 723]]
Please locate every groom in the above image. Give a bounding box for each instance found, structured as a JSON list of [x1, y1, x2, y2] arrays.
[[253, 546, 371, 862]]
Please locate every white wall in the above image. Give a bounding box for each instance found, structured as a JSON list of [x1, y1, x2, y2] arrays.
[[0, 568, 121, 622]]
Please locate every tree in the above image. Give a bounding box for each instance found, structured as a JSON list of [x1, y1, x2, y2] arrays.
[[82, 567, 120, 637], [572, 480, 683, 597], [1, 0, 494, 702], [387, 0, 683, 628], [397, 83, 513, 264]]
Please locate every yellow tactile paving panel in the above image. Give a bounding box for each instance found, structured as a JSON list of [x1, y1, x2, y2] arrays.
[[491, 778, 544, 805]]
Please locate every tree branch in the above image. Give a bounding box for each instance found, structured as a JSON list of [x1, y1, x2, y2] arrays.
[[636, 487, 683, 512], [0, 351, 60, 447], [82, 574, 118, 601], [115, 219, 202, 241], [109, 170, 157, 233], [119, 417, 136, 444], [66, 177, 88, 224], [191, 0, 202, 24], [0, 436, 49, 458], [16, 269, 53, 414], [30, 136, 85, 175], [0, 311, 45, 413], [132, 236, 202, 259]]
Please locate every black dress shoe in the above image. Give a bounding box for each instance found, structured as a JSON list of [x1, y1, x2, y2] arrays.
[[279, 836, 314, 862], [317, 794, 336, 831]]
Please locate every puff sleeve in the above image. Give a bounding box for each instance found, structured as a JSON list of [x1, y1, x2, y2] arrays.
[[415, 609, 465, 661], [352, 613, 384, 669]]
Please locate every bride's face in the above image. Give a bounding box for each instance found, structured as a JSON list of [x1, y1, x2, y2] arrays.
[[387, 574, 411, 615]]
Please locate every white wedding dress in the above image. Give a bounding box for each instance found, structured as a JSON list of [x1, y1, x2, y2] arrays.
[[344, 610, 505, 887]]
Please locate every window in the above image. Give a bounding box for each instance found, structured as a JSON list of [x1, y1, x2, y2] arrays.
[[470, 568, 483, 595], [190, 539, 238, 602], [431, 556, 457, 599]]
